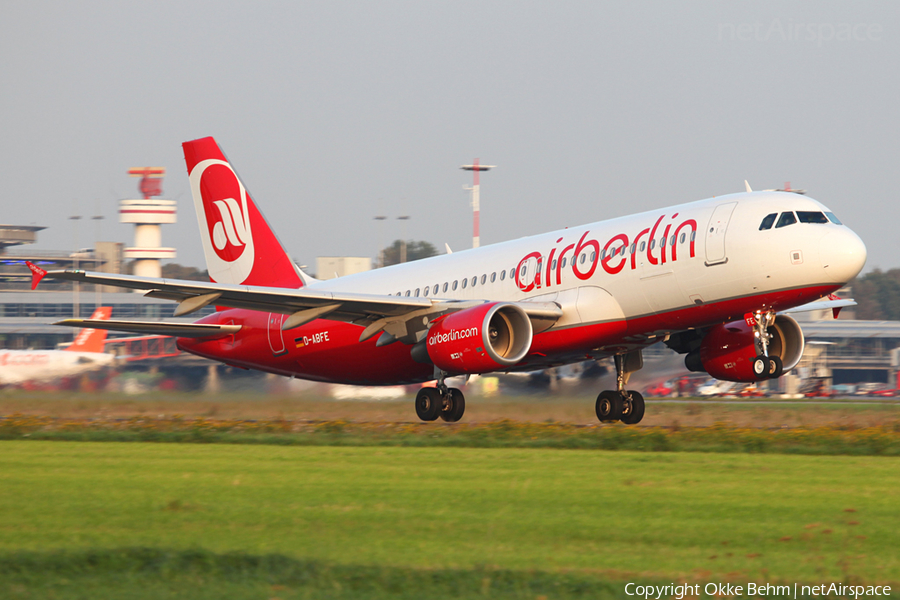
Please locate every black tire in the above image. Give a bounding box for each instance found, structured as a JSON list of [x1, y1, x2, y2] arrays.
[[752, 355, 768, 379], [767, 356, 784, 379], [621, 391, 645, 425], [595, 390, 623, 422], [440, 388, 466, 422], [415, 387, 442, 421]]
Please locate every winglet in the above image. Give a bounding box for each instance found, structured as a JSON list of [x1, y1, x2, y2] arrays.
[[828, 293, 843, 320], [25, 261, 47, 290], [744, 180, 753, 193]]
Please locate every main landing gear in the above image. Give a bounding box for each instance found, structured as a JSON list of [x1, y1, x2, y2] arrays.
[[415, 373, 465, 422], [596, 351, 645, 425], [749, 309, 783, 380]]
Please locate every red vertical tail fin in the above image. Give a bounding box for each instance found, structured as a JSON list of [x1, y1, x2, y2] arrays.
[[182, 137, 303, 289], [66, 307, 112, 353]]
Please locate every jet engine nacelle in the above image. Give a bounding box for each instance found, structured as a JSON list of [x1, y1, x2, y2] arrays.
[[426, 302, 533, 374], [685, 314, 805, 382]]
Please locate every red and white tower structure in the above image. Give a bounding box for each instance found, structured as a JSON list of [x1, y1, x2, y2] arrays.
[[119, 167, 176, 279], [461, 159, 495, 249]]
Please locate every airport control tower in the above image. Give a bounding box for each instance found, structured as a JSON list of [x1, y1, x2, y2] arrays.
[[120, 167, 176, 278]]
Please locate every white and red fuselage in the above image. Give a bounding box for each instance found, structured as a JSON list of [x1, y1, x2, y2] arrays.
[[178, 191, 866, 385]]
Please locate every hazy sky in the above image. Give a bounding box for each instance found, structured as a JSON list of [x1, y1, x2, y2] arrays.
[[2, 1, 898, 273]]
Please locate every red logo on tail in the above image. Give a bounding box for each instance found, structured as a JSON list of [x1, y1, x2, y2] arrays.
[[199, 163, 251, 263]]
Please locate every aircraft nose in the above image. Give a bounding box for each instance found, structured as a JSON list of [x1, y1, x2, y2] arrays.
[[820, 228, 867, 283]]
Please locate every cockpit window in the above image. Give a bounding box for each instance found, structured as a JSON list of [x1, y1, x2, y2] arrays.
[[825, 212, 843, 225], [775, 212, 797, 228], [759, 213, 777, 230], [797, 211, 828, 224]]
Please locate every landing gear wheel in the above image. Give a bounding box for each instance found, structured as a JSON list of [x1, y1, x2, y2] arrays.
[[415, 388, 442, 421], [595, 390, 623, 422], [439, 388, 466, 422], [767, 356, 784, 379], [752, 355, 768, 379], [620, 391, 645, 425]]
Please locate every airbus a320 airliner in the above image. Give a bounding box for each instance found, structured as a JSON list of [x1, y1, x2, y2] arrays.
[[28, 137, 867, 423]]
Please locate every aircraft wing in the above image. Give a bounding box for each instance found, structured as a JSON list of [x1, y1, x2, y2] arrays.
[[32, 266, 562, 343], [35, 268, 431, 317], [779, 295, 856, 319]]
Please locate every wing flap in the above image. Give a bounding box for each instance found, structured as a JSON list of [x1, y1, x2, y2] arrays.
[[53, 319, 242, 339]]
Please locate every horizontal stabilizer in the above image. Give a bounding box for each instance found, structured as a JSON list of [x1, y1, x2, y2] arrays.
[[52, 319, 242, 339]]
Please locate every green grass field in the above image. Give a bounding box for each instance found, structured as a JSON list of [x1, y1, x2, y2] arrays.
[[1, 441, 897, 598]]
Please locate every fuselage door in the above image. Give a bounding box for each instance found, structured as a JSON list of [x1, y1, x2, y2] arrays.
[[267, 313, 288, 356], [705, 202, 737, 266]]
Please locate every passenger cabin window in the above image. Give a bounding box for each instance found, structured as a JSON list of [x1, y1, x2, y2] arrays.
[[797, 211, 828, 224], [759, 213, 777, 230], [775, 212, 797, 228], [825, 212, 843, 225], [433, 284, 439, 295], [500, 270, 506, 281], [452, 280, 458, 290], [490, 272, 496, 283], [480, 274, 486, 285], [509, 268, 515, 280], [462, 278, 468, 289], [442, 282, 448, 293]]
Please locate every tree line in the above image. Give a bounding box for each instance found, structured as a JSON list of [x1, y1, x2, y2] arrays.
[[850, 269, 900, 321]]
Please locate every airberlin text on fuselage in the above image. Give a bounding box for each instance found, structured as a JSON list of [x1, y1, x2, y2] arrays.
[[428, 327, 479, 346], [515, 213, 697, 292]]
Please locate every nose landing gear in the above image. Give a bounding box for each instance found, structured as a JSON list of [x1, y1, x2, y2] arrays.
[[749, 309, 783, 380], [595, 350, 646, 425]]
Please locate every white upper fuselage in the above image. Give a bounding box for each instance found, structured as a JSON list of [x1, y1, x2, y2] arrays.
[[0, 349, 114, 386], [307, 192, 866, 330]]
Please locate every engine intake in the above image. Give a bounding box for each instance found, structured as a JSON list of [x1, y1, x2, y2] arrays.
[[685, 314, 805, 382], [426, 302, 533, 374]]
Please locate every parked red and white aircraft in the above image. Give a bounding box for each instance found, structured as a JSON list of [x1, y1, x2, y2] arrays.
[[28, 137, 867, 423], [0, 307, 113, 386]]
